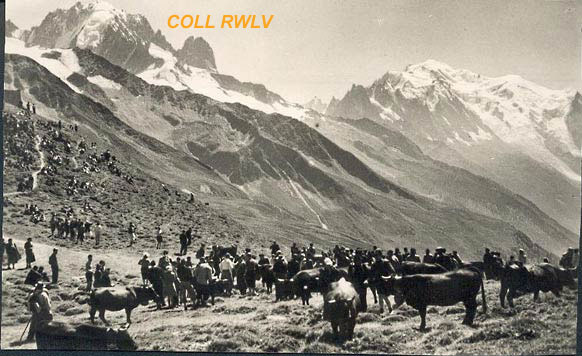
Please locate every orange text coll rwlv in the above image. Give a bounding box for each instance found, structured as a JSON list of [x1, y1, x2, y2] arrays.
[[168, 15, 274, 29]]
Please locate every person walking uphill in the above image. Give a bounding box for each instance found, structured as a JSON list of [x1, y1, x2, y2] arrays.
[[48, 249, 59, 284], [85, 255, 93, 291], [24, 238, 36, 269], [26, 282, 53, 341]]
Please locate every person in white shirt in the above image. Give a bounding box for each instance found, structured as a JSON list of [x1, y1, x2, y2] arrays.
[[219, 253, 235, 294]]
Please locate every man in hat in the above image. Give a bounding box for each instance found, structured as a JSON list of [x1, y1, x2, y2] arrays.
[[518, 249, 527, 265], [24, 238, 35, 269], [159, 250, 171, 270], [138, 253, 150, 286], [219, 253, 235, 295], [270, 241, 280, 256], [273, 252, 288, 279], [26, 282, 53, 341], [423, 248, 434, 264], [48, 249, 59, 284], [194, 257, 213, 305], [406, 248, 421, 263]]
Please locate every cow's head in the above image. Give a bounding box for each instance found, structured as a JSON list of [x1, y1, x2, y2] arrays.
[[383, 275, 405, 305], [108, 326, 138, 351], [136, 286, 162, 305]]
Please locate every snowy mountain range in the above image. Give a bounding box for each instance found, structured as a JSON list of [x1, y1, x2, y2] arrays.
[[4, 0, 579, 256], [8, 0, 311, 120], [326, 60, 581, 232]]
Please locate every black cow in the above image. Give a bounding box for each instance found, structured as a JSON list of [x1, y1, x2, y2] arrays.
[[274, 278, 296, 302], [36, 321, 137, 350], [259, 264, 275, 294], [391, 267, 487, 330], [89, 286, 160, 324], [500, 263, 576, 308], [323, 278, 361, 339], [397, 262, 447, 276]]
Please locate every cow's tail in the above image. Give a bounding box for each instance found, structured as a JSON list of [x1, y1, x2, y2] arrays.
[[480, 274, 487, 313]]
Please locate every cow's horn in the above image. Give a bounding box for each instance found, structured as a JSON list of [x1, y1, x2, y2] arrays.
[[277, 279, 284, 282], [327, 299, 336, 304], [289, 278, 294, 283], [303, 285, 308, 290], [314, 277, 320, 281]]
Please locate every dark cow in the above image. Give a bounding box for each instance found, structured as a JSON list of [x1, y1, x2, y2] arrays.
[[36, 321, 137, 350], [323, 278, 361, 339], [391, 267, 487, 330], [89, 286, 160, 324], [293, 267, 348, 305], [397, 262, 447, 276], [274, 278, 296, 301], [259, 264, 276, 294], [500, 263, 576, 308]]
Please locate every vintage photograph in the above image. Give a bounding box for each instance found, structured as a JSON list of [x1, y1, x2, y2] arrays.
[[1, 0, 580, 353]]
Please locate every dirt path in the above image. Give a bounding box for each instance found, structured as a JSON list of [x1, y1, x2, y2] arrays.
[[31, 136, 45, 191]]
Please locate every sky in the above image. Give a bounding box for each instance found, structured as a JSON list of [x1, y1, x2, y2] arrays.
[[6, 0, 582, 104]]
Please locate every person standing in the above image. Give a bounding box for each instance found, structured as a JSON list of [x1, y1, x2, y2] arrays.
[[155, 226, 163, 249], [219, 253, 235, 295], [85, 255, 93, 291], [138, 254, 150, 286], [26, 282, 53, 341], [245, 255, 258, 296], [94, 222, 102, 246], [24, 238, 36, 269], [6, 239, 21, 270], [194, 257, 213, 306], [179, 231, 188, 256], [48, 249, 59, 284], [128, 222, 137, 247], [518, 249, 527, 265]]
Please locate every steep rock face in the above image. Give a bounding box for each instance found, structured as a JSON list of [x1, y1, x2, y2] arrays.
[[5, 19, 19, 37], [328, 60, 581, 233], [22, 1, 163, 73], [176, 36, 216, 71]]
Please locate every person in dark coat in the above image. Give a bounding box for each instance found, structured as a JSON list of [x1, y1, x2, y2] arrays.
[[48, 249, 59, 284], [235, 257, 247, 295], [179, 231, 188, 256], [245, 255, 258, 296], [24, 238, 36, 268], [6, 239, 20, 269], [25, 266, 43, 285]]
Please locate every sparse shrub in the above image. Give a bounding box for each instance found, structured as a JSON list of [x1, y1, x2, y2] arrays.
[[207, 340, 241, 352], [357, 312, 381, 323], [302, 341, 337, 353]]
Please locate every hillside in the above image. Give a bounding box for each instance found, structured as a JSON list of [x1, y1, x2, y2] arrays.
[[4, 49, 567, 260]]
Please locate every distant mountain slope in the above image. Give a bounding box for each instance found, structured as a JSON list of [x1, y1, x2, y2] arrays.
[[6, 47, 572, 259], [327, 60, 581, 233]]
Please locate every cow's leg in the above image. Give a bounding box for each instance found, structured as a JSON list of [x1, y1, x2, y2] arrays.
[[463, 299, 477, 325], [507, 288, 516, 308], [89, 306, 96, 323], [125, 308, 133, 324], [99, 309, 109, 325], [499, 283, 508, 308], [552, 288, 561, 298], [371, 287, 378, 304], [331, 321, 339, 337], [418, 305, 427, 331], [533, 289, 540, 302]]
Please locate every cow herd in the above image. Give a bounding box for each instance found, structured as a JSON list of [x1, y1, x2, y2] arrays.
[[34, 258, 577, 350]]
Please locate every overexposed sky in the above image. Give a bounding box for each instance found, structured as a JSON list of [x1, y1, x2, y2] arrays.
[[6, 0, 582, 104]]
